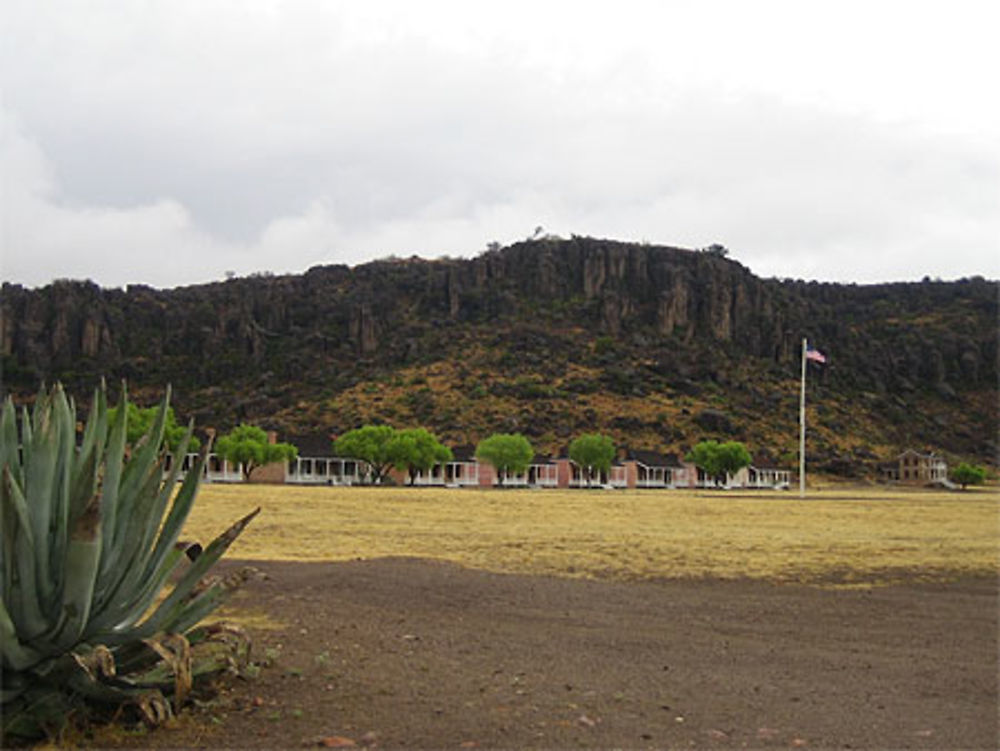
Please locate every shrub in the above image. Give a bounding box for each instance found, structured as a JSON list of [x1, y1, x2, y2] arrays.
[[1, 383, 258, 743], [950, 462, 986, 489], [569, 433, 616, 487], [687, 440, 752, 486], [475, 434, 534, 486]]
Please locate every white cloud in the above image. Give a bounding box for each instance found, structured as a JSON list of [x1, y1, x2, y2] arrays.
[[2, 1, 998, 288]]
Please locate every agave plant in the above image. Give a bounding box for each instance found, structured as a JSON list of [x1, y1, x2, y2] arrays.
[[0, 383, 259, 742]]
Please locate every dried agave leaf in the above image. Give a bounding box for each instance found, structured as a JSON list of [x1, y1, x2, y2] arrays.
[[133, 691, 172, 727], [141, 634, 192, 708]]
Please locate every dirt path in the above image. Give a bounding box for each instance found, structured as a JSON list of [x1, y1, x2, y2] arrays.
[[95, 558, 997, 749]]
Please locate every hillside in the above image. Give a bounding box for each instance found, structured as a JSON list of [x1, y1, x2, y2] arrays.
[[2, 237, 996, 475]]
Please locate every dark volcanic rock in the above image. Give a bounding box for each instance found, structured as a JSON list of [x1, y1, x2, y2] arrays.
[[1, 238, 996, 463], [694, 409, 736, 435]]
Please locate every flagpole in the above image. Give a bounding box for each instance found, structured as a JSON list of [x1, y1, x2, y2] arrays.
[[799, 337, 807, 498]]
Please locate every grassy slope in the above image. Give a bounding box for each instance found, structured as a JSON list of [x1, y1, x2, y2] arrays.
[[257, 315, 995, 471], [186, 485, 998, 587]]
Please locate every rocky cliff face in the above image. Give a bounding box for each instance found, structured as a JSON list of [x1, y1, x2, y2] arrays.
[[2, 237, 996, 467]]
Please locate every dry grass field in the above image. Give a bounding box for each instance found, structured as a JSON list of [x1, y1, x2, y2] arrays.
[[87, 483, 998, 749], [184, 484, 999, 587]]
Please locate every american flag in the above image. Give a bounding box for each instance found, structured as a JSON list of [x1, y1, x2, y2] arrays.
[[805, 345, 826, 364]]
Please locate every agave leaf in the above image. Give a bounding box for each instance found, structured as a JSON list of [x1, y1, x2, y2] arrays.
[[47, 385, 77, 615], [47, 493, 102, 651], [141, 633, 192, 708], [120, 422, 196, 592], [23, 387, 58, 611], [68, 448, 100, 537], [97, 386, 129, 584], [142, 445, 206, 580], [87, 549, 185, 637], [112, 388, 170, 550], [96, 456, 167, 616], [118, 507, 260, 642], [1, 467, 47, 641], [0, 455, 28, 601], [0, 596, 43, 672], [0, 397, 22, 489], [163, 581, 233, 637], [18, 406, 32, 473], [70, 386, 107, 523], [134, 690, 173, 726], [0, 671, 28, 703], [70, 643, 116, 680], [90, 447, 206, 630], [0, 686, 71, 740], [75, 383, 108, 472]]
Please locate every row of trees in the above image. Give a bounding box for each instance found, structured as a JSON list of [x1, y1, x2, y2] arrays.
[[471, 432, 617, 486], [329, 427, 619, 486], [107, 405, 300, 481], [114, 409, 988, 489], [332, 426, 752, 488], [333, 425, 453, 485]]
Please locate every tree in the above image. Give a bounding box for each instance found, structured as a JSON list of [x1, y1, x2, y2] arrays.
[[950, 462, 986, 490], [569, 433, 616, 487], [106, 402, 201, 452], [475, 433, 534, 486], [214, 424, 297, 481], [687, 440, 752, 487], [334, 425, 398, 484], [389, 427, 453, 485]]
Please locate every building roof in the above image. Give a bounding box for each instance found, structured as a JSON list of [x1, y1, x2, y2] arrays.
[[450, 444, 477, 462], [897, 448, 943, 459], [750, 459, 787, 470], [627, 449, 686, 468], [287, 433, 337, 458], [896, 449, 945, 462]]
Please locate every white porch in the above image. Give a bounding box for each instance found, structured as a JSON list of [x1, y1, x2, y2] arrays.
[[286, 457, 365, 485]]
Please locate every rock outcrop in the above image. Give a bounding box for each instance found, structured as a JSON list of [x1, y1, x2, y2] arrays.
[[2, 237, 996, 464]]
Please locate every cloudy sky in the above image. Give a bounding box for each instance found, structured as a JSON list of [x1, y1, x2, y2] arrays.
[[2, 1, 998, 289]]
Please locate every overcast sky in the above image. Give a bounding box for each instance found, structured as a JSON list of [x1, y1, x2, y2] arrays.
[[2, 1, 998, 290]]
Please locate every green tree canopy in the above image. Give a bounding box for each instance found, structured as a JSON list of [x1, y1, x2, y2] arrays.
[[333, 425, 398, 484], [475, 433, 534, 486], [687, 440, 752, 486], [214, 424, 297, 481], [950, 462, 986, 490], [106, 402, 201, 452], [569, 433, 616, 487], [388, 427, 453, 485]]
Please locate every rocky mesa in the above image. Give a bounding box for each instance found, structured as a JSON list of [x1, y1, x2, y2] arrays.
[[2, 237, 996, 474]]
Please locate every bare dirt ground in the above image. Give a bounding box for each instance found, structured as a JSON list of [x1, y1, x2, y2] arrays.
[[93, 557, 997, 750]]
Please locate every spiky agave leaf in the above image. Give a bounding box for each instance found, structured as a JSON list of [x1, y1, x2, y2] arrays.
[[0, 383, 259, 743]]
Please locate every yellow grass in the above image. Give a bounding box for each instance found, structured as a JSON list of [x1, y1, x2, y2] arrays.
[[184, 484, 999, 587]]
